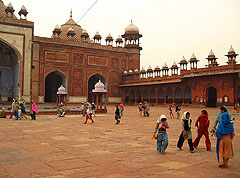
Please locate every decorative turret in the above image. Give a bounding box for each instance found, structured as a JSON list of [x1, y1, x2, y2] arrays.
[[67, 27, 76, 38], [189, 53, 199, 69], [116, 35, 123, 47], [170, 61, 179, 75], [122, 20, 142, 50], [140, 67, 146, 79], [92, 80, 107, 93], [162, 63, 169, 76], [147, 65, 153, 78], [225, 46, 238, 65], [5, 3, 15, 18], [18, 5, 28, 19], [80, 29, 89, 41], [93, 31, 102, 44], [57, 85, 67, 95], [179, 56, 188, 70], [105, 33, 113, 46], [154, 65, 161, 77], [52, 25, 62, 37], [206, 50, 218, 67]]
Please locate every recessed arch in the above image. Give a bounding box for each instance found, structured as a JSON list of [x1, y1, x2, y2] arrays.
[[0, 39, 21, 102], [166, 88, 173, 103], [150, 88, 156, 103], [125, 90, 129, 103], [130, 89, 135, 103], [88, 73, 107, 102], [184, 86, 192, 104], [174, 87, 183, 104], [143, 89, 149, 102], [206, 86, 217, 107], [137, 89, 142, 103], [45, 70, 67, 102], [158, 88, 164, 104]]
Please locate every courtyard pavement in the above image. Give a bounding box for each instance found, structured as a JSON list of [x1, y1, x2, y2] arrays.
[[0, 105, 239, 178]]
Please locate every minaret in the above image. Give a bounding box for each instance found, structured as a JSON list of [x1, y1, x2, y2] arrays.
[[225, 46, 238, 65], [206, 50, 218, 67]]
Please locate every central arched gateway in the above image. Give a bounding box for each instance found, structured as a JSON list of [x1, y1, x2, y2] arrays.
[[206, 86, 217, 107], [0, 40, 20, 102], [88, 74, 106, 102], [45, 71, 67, 102]]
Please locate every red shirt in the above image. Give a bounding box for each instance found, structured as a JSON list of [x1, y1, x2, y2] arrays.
[[195, 115, 209, 131]]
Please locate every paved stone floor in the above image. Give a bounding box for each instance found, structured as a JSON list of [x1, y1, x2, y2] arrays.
[[0, 105, 239, 178]]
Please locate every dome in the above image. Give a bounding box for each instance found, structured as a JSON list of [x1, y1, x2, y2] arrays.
[[21, 5, 26, 11], [116, 35, 123, 42], [140, 67, 145, 73], [180, 56, 188, 64], [134, 69, 139, 72], [147, 65, 153, 71], [0, 1, 17, 18], [92, 80, 107, 93], [57, 85, 67, 95], [228, 45, 236, 55], [162, 63, 168, 69], [190, 53, 198, 61], [125, 20, 139, 34], [129, 69, 133, 73], [51, 10, 83, 41], [154, 65, 161, 71], [171, 61, 178, 68], [7, 3, 13, 8], [207, 49, 216, 58], [124, 71, 127, 74], [106, 33, 113, 41], [81, 29, 89, 38], [55, 24, 60, 29], [94, 31, 101, 39]]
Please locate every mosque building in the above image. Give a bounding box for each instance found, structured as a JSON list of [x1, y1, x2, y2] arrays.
[[0, 0, 239, 107]]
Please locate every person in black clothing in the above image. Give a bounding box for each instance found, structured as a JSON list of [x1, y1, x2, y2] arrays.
[[92, 103, 96, 117], [115, 104, 120, 124], [177, 111, 194, 153]]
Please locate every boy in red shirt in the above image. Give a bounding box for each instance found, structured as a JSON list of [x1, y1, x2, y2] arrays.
[[193, 110, 211, 151]]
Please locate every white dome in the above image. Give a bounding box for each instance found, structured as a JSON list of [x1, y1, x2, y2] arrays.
[[172, 61, 177, 66], [82, 29, 87, 33], [163, 63, 168, 68], [92, 80, 107, 93], [191, 53, 196, 59], [7, 3, 13, 8], [124, 71, 127, 74], [209, 49, 215, 56], [55, 24, 60, 29], [125, 21, 139, 33], [134, 69, 139, 72], [229, 45, 235, 53], [95, 31, 101, 36], [147, 65, 152, 70], [57, 85, 67, 95], [107, 33, 112, 38], [21, 5, 26, 10], [129, 70, 133, 73]]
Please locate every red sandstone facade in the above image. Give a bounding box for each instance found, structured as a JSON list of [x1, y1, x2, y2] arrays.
[[120, 49, 240, 107]]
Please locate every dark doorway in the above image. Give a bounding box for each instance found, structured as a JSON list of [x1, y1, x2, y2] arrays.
[[175, 87, 183, 104], [130, 90, 135, 103], [184, 86, 192, 104], [166, 88, 173, 103], [45, 71, 66, 102], [150, 88, 156, 103], [207, 86, 217, 107], [137, 90, 142, 103], [88, 74, 106, 102]]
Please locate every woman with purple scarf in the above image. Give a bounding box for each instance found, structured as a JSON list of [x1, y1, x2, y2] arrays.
[[216, 106, 235, 168]]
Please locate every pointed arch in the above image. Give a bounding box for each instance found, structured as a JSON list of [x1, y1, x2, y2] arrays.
[[150, 88, 156, 103], [174, 87, 183, 104], [184, 86, 192, 104], [143, 89, 149, 102], [137, 89, 142, 103], [158, 88, 164, 104], [130, 89, 135, 103], [166, 88, 173, 103]]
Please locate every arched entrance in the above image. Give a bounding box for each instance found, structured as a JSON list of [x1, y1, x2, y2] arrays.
[[158, 88, 164, 104], [0, 40, 20, 102], [207, 86, 217, 107], [175, 87, 183, 104], [130, 90, 135, 103], [150, 88, 156, 103], [143, 89, 149, 102], [88, 74, 106, 102], [166, 88, 173, 103], [45, 71, 67, 102], [137, 90, 142, 103], [184, 86, 192, 104]]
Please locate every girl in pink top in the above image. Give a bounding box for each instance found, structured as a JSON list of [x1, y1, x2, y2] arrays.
[[31, 100, 39, 120]]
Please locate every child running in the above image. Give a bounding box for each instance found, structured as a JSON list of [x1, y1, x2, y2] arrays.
[[193, 110, 211, 151], [84, 105, 94, 124], [177, 111, 194, 153], [168, 105, 174, 119], [153, 115, 169, 154]]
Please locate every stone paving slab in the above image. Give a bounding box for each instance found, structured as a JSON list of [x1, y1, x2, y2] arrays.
[[0, 106, 239, 177]]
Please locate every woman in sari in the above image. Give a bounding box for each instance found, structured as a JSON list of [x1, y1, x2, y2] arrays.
[[216, 106, 234, 168]]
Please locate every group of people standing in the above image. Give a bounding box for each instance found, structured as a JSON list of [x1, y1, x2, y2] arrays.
[[168, 104, 181, 119], [2, 99, 39, 120], [138, 101, 150, 117], [153, 106, 235, 168]]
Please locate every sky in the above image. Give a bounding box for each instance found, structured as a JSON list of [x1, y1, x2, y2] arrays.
[[4, 0, 240, 70]]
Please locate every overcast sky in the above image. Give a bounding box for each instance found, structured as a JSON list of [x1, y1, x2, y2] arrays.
[[5, 0, 240, 70]]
